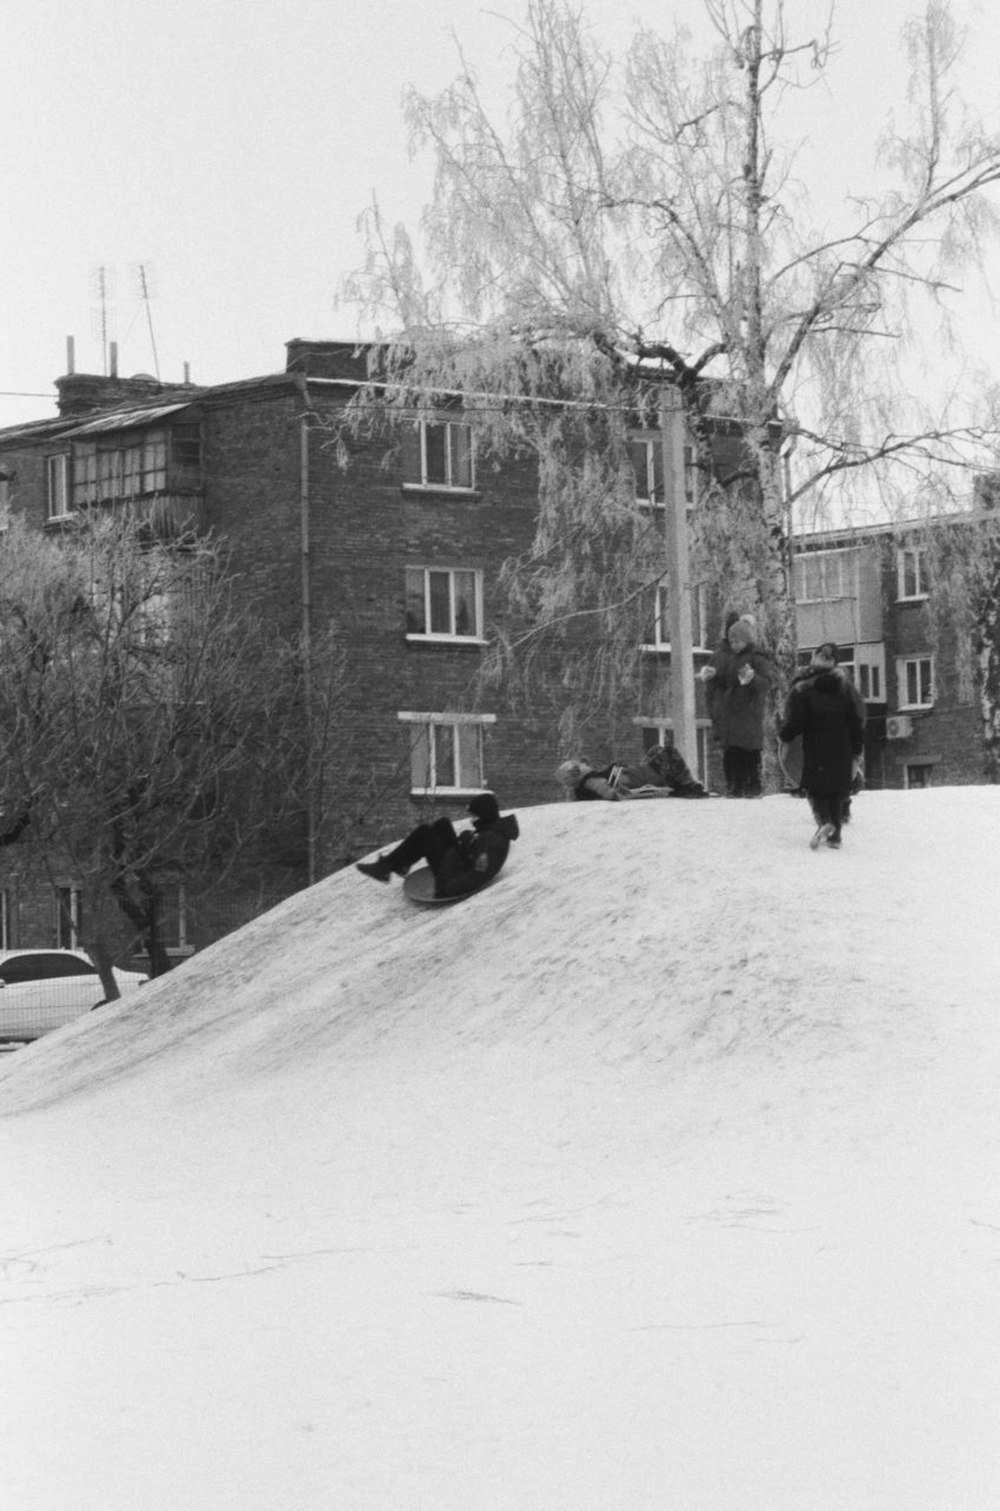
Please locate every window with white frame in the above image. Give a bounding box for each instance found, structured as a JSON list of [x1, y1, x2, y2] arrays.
[[857, 656, 883, 702], [638, 720, 711, 788], [897, 544, 929, 600], [399, 712, 495, 793], [405, 567, 483, 640], [897, 656, 934, 709], [405, 419, 475, 490], [793, 549, 854, 603], [54, 886, 82, 949], [159, 884, 191, 956], [645, 582, 709, 651], [47, 453, 70, 518], [630, 437, 695, 507]]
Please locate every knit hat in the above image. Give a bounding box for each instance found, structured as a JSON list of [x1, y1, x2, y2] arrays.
[[555, 759, 587, 787], [467, 792, 501, 825], [728, 614, 756, 647]]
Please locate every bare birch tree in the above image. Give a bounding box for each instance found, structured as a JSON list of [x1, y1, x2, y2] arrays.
[[342, 0, 1000, 742], [0, 517, 310, 993]]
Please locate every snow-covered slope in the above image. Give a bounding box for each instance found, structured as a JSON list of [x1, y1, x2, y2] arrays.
[[2, 790, 999, 1511]]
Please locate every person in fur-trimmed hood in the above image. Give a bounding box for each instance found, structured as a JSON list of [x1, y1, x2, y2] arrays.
[[700, 613, 773, 797], [779, 643, 865, 849]]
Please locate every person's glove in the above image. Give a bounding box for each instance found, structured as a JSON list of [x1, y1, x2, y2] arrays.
[[699, 665, 716, 681], [738, 664, 755, 685]]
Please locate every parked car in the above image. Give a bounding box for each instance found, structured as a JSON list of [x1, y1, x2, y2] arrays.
[[0, 949, 147, 1044]]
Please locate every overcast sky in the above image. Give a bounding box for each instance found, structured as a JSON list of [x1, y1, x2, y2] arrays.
[[2, 0, 1000, 429]]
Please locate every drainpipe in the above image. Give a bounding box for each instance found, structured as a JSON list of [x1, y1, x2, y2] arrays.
[[295, 374, 316, 885]]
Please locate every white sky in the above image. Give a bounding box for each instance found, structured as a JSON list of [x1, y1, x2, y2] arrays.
[[2, 787, 999, 1508], [2, 0, 1000, 428]]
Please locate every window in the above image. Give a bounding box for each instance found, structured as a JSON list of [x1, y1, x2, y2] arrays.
[[630, 437, 695, 507], [904, 762, 934, 789], [638, 721, 711, 788], [70, 429, 173, 509], [645, 583, 709, 651], [405, 420, 475, 490], [143, 432, 167, 493], [54, 887, 83, 949], [405, 567, 483, 640], [897, 656, 934, 709], [398, 712, 496, 794], [136, 884, 190, 958], [47, 454, 70, 518], [793, 549, 853, 603], [897, 545, 929, 600], [858, 660, 882, 701]]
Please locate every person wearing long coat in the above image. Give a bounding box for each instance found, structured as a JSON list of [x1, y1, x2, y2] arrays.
[[779, 645, 865, 848], [701, 615, 773, 797]]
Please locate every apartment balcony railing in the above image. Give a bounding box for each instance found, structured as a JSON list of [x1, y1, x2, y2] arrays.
[[50, 490, 207, 541]]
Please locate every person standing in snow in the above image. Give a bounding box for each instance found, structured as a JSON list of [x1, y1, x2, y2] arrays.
[[779, 642, 865, 849], [355, 793, 518, 897], [700, 614, 773, 797]]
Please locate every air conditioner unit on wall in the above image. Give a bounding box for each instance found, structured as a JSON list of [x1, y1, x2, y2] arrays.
[[886, 714, 914, 740]]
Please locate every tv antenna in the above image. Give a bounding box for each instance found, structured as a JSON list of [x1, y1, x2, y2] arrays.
[[90, 265, 117, 375], [134, 262, 161, 380]]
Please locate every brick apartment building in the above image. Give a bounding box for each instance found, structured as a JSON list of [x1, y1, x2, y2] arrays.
[[0, 338, 987, 960]]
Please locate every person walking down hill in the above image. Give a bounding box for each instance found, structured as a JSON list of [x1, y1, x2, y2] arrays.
[[779, 643, 865, 850], [787, 643, 867, 823], [355, 793, 518, 898], [700, 615, 772, 797]]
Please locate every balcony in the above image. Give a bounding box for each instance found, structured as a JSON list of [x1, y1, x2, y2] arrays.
[[48, 490, 206, 541]]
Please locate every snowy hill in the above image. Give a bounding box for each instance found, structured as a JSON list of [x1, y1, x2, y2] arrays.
[[2, 790, 999, 1511]]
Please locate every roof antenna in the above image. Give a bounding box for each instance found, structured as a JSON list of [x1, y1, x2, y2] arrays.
[[90, 265, 117, 375], [136, 263, 161, 381]]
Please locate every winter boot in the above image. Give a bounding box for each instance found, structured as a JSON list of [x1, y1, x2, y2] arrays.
[[810, 823, 834, 850], [356, 854, 393, 883]]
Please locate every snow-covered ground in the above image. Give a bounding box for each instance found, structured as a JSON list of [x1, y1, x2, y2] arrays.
[[2, 788, 999, 1511]]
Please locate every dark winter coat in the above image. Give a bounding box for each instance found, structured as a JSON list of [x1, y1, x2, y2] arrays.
[[779, 671, 865, 796], [570, 766, 626, 800], [436, 801, 519, 897], [623, 745, 707, 796], [705, 644, 773, 751]]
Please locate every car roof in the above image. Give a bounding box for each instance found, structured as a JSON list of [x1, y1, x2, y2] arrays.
[[0, 948, 92, 960]]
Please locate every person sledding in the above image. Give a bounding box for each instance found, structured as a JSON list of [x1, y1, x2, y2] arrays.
[[555, 740, 707, 801], [779, 642, 865, 850], [355, 793, 518, 898]]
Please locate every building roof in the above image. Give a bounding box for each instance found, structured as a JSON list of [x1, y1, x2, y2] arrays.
[[70, 401, 195, 436]]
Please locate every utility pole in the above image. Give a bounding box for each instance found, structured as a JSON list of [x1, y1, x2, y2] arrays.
[[660, 388, 697, 776]]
